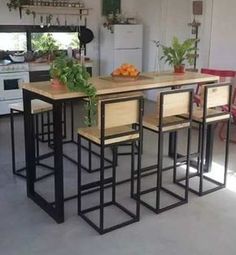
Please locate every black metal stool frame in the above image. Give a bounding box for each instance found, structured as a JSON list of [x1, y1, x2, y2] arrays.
[[10, 108, 54, 181], [175, 83, 232, 196], [77, 96, 143, 234], [135, 88, 193, 214]]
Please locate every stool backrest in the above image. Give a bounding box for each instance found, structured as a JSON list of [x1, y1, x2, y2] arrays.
[[98, 95, 143, 129], [200, 68, 236, 103], [205, 84, 230, 108], [201, 83, 232, 119], [158, 89, 193, 118]]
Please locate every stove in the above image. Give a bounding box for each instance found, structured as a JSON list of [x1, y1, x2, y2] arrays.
[[0, 62, 29, 115], [0, 62, 29, 73]]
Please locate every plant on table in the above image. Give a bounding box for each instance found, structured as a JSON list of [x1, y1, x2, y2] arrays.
[[50, 56, 97, 126], [160, 36, 198, 73]]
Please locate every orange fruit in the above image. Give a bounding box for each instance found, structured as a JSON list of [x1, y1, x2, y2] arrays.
[[122, 71, 129, 76]]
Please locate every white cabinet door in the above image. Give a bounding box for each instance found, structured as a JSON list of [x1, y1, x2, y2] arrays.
[[114, 25, 143, 49], [114, 49, 142, 71]]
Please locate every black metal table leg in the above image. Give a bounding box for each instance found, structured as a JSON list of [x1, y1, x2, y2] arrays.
[[23, 90, 36, 197], [10, 109, 16, 175], [23, 89, 64, 224], [52, 102, 64, 222]]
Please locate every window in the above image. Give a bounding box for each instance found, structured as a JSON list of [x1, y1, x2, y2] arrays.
[[0, 32, 27, 51], [31, 32, 80, 51]]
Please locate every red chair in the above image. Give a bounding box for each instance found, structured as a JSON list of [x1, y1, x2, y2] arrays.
[[193, 68, 236, 142], [194, 68, 236, 106], [219, 76, 236, 143]]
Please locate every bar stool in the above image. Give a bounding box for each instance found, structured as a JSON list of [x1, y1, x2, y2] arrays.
[[77, 95, 143, 234], [9, 99, 54, 180], [82, 92, 144, 173], [175, 83, 232, 196], [135, 89, 193, 214]]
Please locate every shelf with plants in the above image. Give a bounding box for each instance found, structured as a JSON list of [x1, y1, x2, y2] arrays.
[[6, 1, 91, 18], [21, 5, 91, 16]]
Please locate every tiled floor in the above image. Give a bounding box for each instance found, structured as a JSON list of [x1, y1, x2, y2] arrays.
[[0, 100, 236, 255]]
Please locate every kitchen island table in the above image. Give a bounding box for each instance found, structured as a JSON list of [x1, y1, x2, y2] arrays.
[[22, 71, 219, 223]]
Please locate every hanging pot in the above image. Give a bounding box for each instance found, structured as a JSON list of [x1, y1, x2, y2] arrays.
[[78, 27, 94, 45]]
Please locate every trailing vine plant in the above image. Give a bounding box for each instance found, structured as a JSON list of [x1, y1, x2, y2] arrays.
[[50, 56, 97, 126]]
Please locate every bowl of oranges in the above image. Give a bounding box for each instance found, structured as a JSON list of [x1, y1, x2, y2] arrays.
[[111, 63, 140, 81]]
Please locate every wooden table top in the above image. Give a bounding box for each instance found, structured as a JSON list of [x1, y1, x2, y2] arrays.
[[22, 71, 220, 100]]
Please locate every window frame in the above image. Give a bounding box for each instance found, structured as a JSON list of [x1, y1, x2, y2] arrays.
[[0, 25, 84, 52]]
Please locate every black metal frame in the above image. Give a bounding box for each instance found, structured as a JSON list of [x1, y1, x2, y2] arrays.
[[23, 89, 66, 223], [135, 89, 193, 213], [77, 96, 143, 234], [10, 108, 54, 181], [55, 101, 114, 174], [22, 76, 219, 224], [175, 83, 232, 196]]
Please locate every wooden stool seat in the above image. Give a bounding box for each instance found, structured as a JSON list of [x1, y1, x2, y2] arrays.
[[191, 107, 230, 123], [78, 125, 139, 145], [9, 99, 52, 114], [143, 113, 190, 132]]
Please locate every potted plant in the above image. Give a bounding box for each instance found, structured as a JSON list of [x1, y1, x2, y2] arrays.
[[7, 0, 32, 17], [50, 56, 97, 126], [7, 0, 26, 11], [160, 36, 197, 73]]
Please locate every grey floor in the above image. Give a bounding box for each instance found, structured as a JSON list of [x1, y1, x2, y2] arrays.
[[1, 100, 236, 255]]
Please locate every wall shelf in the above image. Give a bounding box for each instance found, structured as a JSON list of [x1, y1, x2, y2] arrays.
[[188, 19, 201, 70], [21, 5, 91, 16]]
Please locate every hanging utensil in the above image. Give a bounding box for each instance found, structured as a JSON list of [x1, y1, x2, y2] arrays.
[[47, 14, 52, 27], [78, 27, 94, 45], [32, 11, 36, 27], [56, 16, 60, 26], [64, 15, 67, 26], [40, 15, 44, 28]]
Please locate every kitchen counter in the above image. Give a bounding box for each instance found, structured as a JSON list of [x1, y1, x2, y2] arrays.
[[28, 60, 93, 72]]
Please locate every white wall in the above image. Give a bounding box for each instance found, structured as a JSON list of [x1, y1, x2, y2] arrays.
[[134, 0, 191, 100], [0, 0, 136, 75], [209, 0, 236, 69]]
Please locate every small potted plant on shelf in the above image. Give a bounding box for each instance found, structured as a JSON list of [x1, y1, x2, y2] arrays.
[[7, 0, 32, 17], [160, 36, 198, 73], [50, 56, 97, 126], [7, 0, 27, 11]]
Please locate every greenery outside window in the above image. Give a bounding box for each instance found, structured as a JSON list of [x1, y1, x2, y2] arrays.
[[31, 32, 80, 51]]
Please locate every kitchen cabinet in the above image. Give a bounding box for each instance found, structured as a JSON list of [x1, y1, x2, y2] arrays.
[[30, 70, 50, 82], [29, 62, 93, 82]]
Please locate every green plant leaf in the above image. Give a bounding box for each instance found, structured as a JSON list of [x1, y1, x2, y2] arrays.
[[160, 36, 198, 68], [50, 56, 97, 126]]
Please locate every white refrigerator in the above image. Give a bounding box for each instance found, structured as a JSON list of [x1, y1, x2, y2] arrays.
[[99, 24, 143, 76]]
